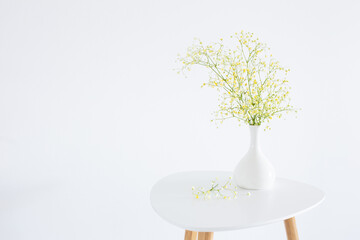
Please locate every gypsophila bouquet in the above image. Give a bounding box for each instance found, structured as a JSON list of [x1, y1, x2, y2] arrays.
[[178, 31, 297, 128]]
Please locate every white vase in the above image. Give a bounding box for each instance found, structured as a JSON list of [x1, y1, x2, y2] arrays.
[[233, 125, 276, 190]]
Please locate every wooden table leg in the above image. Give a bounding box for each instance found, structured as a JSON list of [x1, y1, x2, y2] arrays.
[[198, 232, 214, 240], [185, 230, 198, 240], [284, 217, 299, 240]]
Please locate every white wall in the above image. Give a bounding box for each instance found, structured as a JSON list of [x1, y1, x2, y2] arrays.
[[0, 0, 359, 239]]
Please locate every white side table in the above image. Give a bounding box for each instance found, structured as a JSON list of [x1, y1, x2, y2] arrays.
[[150, 171, 324, 240]]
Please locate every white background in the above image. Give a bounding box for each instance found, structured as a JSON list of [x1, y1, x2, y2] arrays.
[[0, 0, 359, 239]]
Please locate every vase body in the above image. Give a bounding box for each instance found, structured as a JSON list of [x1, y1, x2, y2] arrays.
[[233, 126, 276, 190]]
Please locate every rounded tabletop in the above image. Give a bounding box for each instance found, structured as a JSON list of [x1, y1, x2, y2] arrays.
[[150, 171, 324, 232]]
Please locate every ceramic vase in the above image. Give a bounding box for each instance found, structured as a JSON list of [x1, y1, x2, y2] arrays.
[[233, 125, 276, 190]]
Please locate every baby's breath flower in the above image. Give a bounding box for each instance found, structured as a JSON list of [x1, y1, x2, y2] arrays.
[[191, 177, 251, 200], [177, 31, 297, 127]]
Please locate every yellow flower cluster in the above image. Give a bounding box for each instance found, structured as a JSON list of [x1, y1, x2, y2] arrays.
[[178, 31, 296, 126], [191, 177, 251, 200]]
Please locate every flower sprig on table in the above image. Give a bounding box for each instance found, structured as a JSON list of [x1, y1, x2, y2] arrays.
[[192, 177, 251, 200], [178, 31, 297, 128]]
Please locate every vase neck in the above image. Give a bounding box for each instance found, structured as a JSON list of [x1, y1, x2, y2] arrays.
[[249, 126, 260, 149]]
